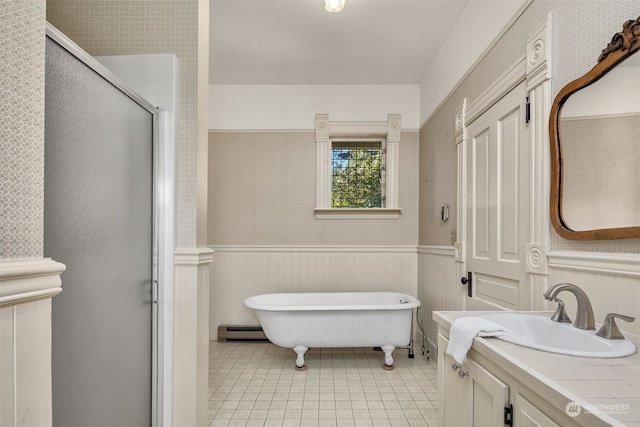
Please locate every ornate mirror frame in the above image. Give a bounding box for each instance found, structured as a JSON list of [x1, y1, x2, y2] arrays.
[[549, 16, 640, 240]]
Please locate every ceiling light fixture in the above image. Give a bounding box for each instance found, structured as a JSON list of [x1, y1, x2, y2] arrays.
[[325, 0, 345, 13]]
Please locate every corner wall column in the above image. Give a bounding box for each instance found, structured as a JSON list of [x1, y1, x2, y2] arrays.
[[173, 247, 214, 427], [525, 12, 553, 309]]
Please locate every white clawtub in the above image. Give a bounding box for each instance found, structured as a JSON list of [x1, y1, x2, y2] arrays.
[[244, 292, 420, 369]]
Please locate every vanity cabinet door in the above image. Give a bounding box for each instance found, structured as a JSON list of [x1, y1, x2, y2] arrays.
[[468, 359, 510, 426], [513, 393, 561, 427], [437, 334, 472, 427], [438, 332, 510, 427]]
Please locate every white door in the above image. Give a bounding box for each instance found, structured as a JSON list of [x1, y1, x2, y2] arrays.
[[464, 81, 530, 310]]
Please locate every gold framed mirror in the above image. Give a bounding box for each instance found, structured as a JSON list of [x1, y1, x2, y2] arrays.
[[550, 16, 640, 240]]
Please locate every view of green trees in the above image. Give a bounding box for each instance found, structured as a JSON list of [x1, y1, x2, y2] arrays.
[[331, 142, 382, 208]]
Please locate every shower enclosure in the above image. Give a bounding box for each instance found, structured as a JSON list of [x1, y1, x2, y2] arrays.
[[44, 25, 158, 426]]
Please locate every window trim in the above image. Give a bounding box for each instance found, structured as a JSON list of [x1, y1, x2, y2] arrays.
[[315, 113, 402, 219], [314, 208, 401, 219]]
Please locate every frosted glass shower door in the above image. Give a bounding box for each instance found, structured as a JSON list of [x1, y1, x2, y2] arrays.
[[44, 29, 157, 426]]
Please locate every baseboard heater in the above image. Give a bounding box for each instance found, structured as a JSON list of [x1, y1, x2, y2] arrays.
[[217, 325, 269, 342]]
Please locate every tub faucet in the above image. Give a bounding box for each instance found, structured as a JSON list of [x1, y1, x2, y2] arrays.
[[543, 283, 595, 330]]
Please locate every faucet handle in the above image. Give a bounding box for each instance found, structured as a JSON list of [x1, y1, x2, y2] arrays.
[[596, 313, 636, 340], [550, 298, 572, 323]]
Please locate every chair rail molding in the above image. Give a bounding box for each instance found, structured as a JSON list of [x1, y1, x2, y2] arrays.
[[210, 245, 417, 253], [416, 245, 456, 257], [0, 258, 66, 307], [548, 250, 640, 278]]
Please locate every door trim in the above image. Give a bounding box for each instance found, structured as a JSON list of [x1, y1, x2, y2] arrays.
[[466, 57, 527, 126], [456, 14, 554, 312]]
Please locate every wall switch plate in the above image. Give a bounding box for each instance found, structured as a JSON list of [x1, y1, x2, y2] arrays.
[[451, 230, 457, 245], [441, 205, 449, 221]]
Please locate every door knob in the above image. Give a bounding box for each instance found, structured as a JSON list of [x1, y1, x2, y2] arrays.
[[460, 272, 472, 285]]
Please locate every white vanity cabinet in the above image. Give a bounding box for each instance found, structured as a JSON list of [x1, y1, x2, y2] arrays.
[[436, 325, 594, 427], [438, 333, 512, 427], [437, 333, 468, 426]]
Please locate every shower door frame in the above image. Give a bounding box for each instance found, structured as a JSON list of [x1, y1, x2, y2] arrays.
[[45, 23, 162, 426]]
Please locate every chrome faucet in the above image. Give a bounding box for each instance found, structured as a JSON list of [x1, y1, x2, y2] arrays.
[[543, 283, 596, 330]]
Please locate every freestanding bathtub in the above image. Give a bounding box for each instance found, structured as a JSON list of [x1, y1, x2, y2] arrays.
[[244, 292, 420, 370]]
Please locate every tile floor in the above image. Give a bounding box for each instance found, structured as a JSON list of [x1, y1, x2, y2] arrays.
[[208, 341, 438, 427]]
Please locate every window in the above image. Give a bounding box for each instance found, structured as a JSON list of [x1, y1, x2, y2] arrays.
[[331, 139, 385, 208], [315, 114, 401, 219]]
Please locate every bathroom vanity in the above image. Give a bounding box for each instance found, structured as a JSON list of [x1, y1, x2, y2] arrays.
[[434, 311, 640, 427]]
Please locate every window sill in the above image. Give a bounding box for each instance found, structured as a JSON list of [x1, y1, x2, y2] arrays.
[[314, 208, 401, 220]]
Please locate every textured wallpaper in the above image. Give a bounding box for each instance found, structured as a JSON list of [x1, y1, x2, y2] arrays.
[[419, 0, 640, 253], [1, 0, 47, 259], [208, 131, 419, 246], [418, 99, 458, 248], [46, 0, 209, 247]]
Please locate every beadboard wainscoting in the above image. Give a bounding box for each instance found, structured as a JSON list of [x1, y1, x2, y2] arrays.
[[209, 245, 640, 348], [547, 250, 640, 338], [0, 258, 65, 427], [209, 246, 418, 340], [417, 246, 460, 357]]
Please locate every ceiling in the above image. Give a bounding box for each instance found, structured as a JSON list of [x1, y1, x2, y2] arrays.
[[209, 0, 470, 85]]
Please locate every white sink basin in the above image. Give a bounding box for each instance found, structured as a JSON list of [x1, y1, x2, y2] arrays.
[[480, 313, 636, 358]]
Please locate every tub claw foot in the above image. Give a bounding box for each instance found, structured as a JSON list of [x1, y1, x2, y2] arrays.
[[293, 345, 308, 369], [381, 345, 395, 369]]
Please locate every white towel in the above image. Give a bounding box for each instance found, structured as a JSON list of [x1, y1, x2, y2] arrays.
[[446, 316, 516, 364]]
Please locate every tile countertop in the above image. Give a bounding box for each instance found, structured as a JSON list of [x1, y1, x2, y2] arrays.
[[434, 311, 640, 427]]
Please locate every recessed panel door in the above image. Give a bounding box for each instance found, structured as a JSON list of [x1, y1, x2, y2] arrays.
[[465, 82, 530, 311]]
